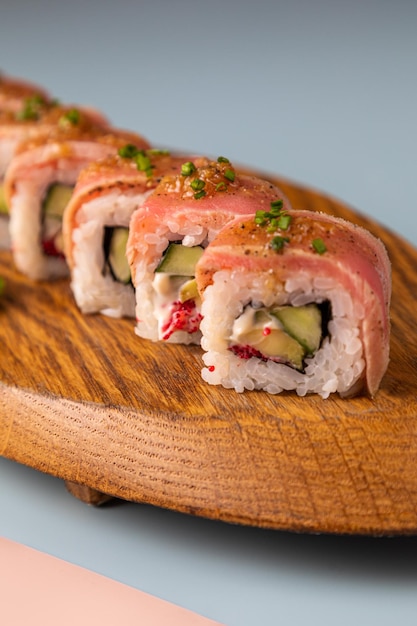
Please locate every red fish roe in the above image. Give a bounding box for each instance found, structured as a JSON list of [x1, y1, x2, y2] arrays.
[[161, 299, 203, 341], [42, 237, 64, 258], [228, 344, 268, 361]]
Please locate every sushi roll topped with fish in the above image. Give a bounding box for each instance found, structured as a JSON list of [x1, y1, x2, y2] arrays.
[[127, 156, 291, 344], [62, 146, 196, 318], [4, 106, 149, 281], [195, 208, 391, 398]]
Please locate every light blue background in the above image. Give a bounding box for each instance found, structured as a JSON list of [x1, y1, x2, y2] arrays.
[[1, 2, 417, 625]]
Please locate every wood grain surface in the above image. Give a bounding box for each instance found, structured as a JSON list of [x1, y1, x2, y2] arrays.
[[1, 172, 417, 536]]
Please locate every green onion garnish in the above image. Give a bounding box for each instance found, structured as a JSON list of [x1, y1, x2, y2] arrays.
[[194, 190, 206, 200], [215, 182, 228, 192], [270, 200, 284, 211], [190, 178, 205, 191], [270, 236, 289, 252], [224, 168, 235, 182], [136, 151, 152, 172], [59, 108, 80, 127], [312, 238, 327, 254], [147, 148, 170, 156], [118, 144, 140, 159], [255, 199, 286, 228], [255, 210, 268, 225], [276, 214, 291, 230], [217, 156, 230, 163], [181, 161, 196, 176], [15, 95, 46, 121]]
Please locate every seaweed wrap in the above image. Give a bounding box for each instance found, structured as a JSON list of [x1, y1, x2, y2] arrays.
[[195, 209, 391, 398], [127, 156, 291, 344]]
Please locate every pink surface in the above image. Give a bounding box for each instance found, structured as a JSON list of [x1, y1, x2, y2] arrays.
[[0, 537, 223, 625]]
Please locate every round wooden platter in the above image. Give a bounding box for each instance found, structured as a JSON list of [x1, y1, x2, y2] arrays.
[[1, 171, 417, 537]]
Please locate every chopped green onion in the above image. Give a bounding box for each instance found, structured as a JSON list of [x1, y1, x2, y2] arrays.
[[147, 148, 170, 156], [224, 168, 235, 182], [217, 156, 230, 163], [15, 95, 46, 121], [118, 143, 140, 158], [277, 214, 292, 230], [194, 190, 206, 200], [215, 182, 228, 192], [312, 238, 327, 254], [270, 236, 289, 252], [255, 210, 268, 225], [190, 178, 205, 191], [181, 161, 196, 176], [59, 108, 80, 127], [136, 151, 152, 172], [270, 199, 284, 212]]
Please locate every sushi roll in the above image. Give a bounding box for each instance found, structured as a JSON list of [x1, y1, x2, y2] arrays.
[[0, 93, 57, 248], [4, 106, 149, 280], [127, 156, 291, 344], [63, 147, 192, 318], [0, 98, 108, 250], [195, 209, 391, 398]]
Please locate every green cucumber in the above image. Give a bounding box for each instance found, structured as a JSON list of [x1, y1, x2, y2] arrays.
[[42, 183, 74, 219], [179, 278, 199, 303], [0, 185, 8, 214], [107, 227, 131, 284], [271, 303, 322, 354], [247, 327, 305, 370], [155, 243, 204, 276]]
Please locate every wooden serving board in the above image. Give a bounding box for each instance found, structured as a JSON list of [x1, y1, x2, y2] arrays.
[[1, 172, 417, 536]]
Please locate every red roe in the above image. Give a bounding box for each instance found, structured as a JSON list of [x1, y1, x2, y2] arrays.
[[161, 299, 203, 341], [42, 237, 64, 258], [228, 344, 268, 361]]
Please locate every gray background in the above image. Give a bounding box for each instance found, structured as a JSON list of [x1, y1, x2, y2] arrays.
[[1, 1, 417, 624]]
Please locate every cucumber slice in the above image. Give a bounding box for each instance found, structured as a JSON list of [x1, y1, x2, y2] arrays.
[[42, 184, 73, 219], [108, 227, 131, 284], [240, 327, 305, 370], [155, 243, 204, 276], [271, 303, 322, 354], [0, 185, 8, 214], [179, 278, 199, 303]]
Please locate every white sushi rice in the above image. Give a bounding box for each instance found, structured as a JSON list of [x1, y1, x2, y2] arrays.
[[71, 188, 151, 318], [200, 269, 366, 398], [9, 166, 75, 280], [134, 220, 209, 344]]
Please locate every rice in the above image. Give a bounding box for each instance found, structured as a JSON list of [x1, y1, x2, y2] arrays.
[[70, 188, 151, 318], [200, 269, 366, 399], [9, 168, 73, 280]]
